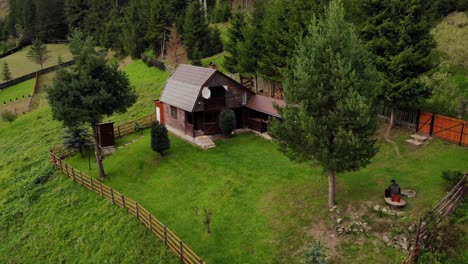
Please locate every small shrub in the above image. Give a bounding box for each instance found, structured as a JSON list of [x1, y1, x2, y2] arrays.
[[1, 110, 18, 125], [219, 109, 236, 137], [151, 121, 170, 156], [441, 170, 464, 189], [63, 125, 92, 156], [303, 241, 327, 264]]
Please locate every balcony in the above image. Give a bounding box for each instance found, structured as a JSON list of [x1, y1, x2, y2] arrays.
[[204, 97, 226, 111]]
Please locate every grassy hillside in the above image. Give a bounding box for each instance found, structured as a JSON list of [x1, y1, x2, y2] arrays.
[[0, 44, 72, 82], [433, 12, 468, 98], [0, 78, 34, 103], [0, 60, 177, 263]]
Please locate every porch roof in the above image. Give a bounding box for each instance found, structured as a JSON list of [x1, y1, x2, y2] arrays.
[[246, 95, 285, 118]]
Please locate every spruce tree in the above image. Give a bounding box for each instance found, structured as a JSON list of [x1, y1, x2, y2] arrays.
[[183, 1, 210, 59], [223, 11, 246, 73], [26, 39, 51, 70], [2, 62, 12, 81], [361, 0, 436, 138], [145, 0, 169, 56], [269, 0, 379, 209], [151, 121, 170, 156], [47, 31, 137, 180], [63, 125, 92, 157]]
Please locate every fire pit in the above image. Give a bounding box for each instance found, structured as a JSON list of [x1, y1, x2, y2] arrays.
[[402, 189, 416, 198]]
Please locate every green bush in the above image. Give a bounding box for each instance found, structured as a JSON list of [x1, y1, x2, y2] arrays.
[[1, 110, 18, 125], [151, 121, 170, 156], [441, 170, 464, 189], [304, 241, 327, 264], [219, 109, 236, 137]]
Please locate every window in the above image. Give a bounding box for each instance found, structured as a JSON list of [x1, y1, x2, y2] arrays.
[[170, 106, 178, 119], [241, 91, 247, 105]]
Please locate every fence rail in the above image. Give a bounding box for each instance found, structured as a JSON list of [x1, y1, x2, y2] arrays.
[[0, 60, 75, 90], [402, 174, 467, 264], [49, 116, 205, 264], [114, 115, 156, 138]]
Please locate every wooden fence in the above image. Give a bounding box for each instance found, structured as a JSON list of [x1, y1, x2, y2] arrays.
[[417, 112, 468, 146], [402, 174, 467, 264], [49, 147, 205, 264], [0, 60, 75, 90], [114, 115, 156, 138]]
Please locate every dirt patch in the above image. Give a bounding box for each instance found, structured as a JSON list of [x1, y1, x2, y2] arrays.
[[0, 98, 30, 114], [119, 56, 134, 70]]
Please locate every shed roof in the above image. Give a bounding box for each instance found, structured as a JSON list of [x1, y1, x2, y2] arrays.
[[246, 95, 285, 118], [160, 64, 217, 112]]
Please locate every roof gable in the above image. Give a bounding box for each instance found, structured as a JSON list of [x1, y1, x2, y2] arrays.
[[160, 64, 217, 112]]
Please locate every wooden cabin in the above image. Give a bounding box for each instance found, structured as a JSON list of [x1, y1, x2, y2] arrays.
[[157, 64, 285, 139]]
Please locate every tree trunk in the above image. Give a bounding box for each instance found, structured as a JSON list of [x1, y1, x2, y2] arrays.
[[385, 108, 395, 139], [92, 125, 106, 180], [328, 170, 336, 209]]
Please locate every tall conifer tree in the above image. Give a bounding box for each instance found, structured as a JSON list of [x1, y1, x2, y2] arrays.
[[361, 0, 435, 138], [270, 0, 379, 209]]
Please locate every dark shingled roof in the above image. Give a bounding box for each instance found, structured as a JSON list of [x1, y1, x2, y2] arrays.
[[160, 64, 217, 112], [246, 95, 285, 118]]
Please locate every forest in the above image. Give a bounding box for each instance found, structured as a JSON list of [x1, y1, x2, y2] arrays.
[[0, 0, 467, 115]]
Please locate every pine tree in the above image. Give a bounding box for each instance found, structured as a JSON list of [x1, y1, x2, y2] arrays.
[[258, 0, 328, 81], [63, 125, 92, 157], [151, 121, 170, 156], [26, 39, 51, 70], [223, 11, 246, 73], [361, 0, 436, 138], [209, 27, 224, 55], [47, 31, 137, 180], [145, 0, 169, 56], [183, 1, 210, 59], [269, 0, 379, 209], [2, 62, 12, 81]]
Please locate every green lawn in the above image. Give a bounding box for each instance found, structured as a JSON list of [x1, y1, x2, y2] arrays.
[[0, 59, 178, 263], [67, 126, 468, 263], [103, 60, 170, 124], [0, 44, 72, 82], [201, 52, 227, 73], [0, 78, 34, 104]]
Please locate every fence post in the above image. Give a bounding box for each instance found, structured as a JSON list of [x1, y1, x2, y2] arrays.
[[65, 163, 69, 176], [111, 188, 115, 204], [179, 241, 184, 263], [118, 126, 121, 138], [415, 110, 421, 132], [199, 258, 203, 264], [164, 226, 168, 246], [99, 181, 103, 196], [148, 214, 152, 230], [122, 194, 126, 208], [429, 113, 436, 136], [459, 123, 465, 146], [136, 202, 139, 218], [90, 177, 94, 191], [72, 168, 76, 182], [80, 171, 84, 185]]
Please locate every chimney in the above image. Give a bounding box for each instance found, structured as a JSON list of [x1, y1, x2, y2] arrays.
[[209, 62, 217, 70]]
